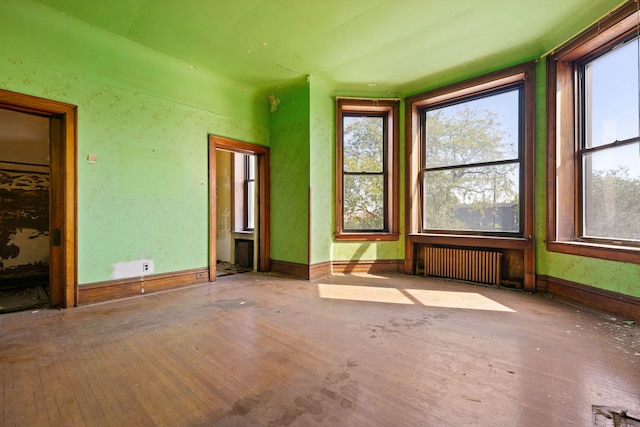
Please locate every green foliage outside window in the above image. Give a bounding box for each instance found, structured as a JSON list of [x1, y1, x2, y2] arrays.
[[342, 116, 385, 230], [423, 97, 520, 233]]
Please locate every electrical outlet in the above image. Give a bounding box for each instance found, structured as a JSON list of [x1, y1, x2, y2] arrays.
[[142, 262, 150, 273]]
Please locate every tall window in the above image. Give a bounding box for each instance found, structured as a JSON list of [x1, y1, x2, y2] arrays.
[[336, 98, 399, 240], [244, 155, 255, 231], [421, 86, 523, 235], [579, 38, 640, 243], [548, 2, 640, 262]]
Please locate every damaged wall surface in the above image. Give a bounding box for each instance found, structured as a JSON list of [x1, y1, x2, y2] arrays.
[[0, 170, 49, 287]]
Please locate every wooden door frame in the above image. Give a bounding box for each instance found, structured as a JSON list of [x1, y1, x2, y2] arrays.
[[0, 89, 77, 307], [208, 135, 270, 280]]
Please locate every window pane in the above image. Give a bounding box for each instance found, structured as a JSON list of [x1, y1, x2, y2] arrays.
[[423, 163, 520, 232], [246, 181, 255, 229], [425, 89, 520, 169], [343, 116, 384, 173], [583, 143, 640, 241], [247, 155, 256, 179], [584, 39, 639, 148], [343, 174, 384, 230]]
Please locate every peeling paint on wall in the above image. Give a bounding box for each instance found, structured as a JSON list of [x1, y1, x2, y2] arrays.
[[0, 1, 269, 285], [1, 229, 49, 269], [0, 170, 49, 283]]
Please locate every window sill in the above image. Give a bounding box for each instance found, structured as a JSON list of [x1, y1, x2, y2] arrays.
[[408, 233, 530, 250], [546, 240, 640, 264], [335, 232, 400, 242]]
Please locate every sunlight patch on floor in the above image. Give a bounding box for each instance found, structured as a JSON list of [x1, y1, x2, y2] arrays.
[[318, 284, 515, 312], [405, 289, 515, 312], [318, 284, 413, 304], [332, 272, 391, 280]]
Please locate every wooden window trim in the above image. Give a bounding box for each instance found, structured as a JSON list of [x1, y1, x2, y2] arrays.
[[419, 84, 525, 237], [406, 62, 536, 240], [546, 2, 640, 264], [335, 98, 400, 241]]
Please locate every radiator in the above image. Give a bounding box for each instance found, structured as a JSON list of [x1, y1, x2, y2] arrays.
[[422, 247, 502, 286]]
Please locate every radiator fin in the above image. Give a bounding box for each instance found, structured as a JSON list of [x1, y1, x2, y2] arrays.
[[423, 247, 502, 286]]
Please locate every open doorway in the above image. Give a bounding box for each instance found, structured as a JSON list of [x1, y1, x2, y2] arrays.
[[0, 109, 50, 312], [208, 135, 270, 280], [0, 89, 77, 310], [215, 150, 257, 276]]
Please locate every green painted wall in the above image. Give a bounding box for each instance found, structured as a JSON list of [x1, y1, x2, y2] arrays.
[[309, 77, 334, 265], [269, 76, 408, 268], [268, 79, 311, 265], [2, 0, 637, 301], [0, 0, 268, 284]]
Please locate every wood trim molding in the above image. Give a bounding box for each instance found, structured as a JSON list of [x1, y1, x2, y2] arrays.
[[270, 260, 332, 280], [270, 259, 312, 280], [311, 261, 332, 279], [78, 268, 210, 305], [208, 135, 270, 279], [271, 259, 404, 280], [538, 275, 640, 322], [331, 259, 403, 274], [0, 89, 77, 308], [404, 62, 537, 291], [335, 98, 400, 239], [408, 234, 530, 250], [546, 2, 640, 264]]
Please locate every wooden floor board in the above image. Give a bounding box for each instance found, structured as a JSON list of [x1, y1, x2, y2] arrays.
[[1, 272, 638, 426]]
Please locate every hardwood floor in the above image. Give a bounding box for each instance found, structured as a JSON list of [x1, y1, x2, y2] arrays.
[[1, 272, 638, 426]]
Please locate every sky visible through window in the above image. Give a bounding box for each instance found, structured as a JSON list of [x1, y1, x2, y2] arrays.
[[582, 37, 640, 241], [586, 37, 640, 178], [423, 89, 521, 232], [427, 89, 520, 164]]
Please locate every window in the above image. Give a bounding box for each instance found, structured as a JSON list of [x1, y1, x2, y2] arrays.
[[335, 98, 399, 240], [548, 2, 640, 263], [405, 63, 536, 289], [244, 155, 255, 230], [407, 63, 534, 239], [421, 86, 523, 235]]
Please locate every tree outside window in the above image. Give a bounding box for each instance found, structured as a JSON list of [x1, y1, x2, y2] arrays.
[[547, 2, 640, 261], [336, 98, 399, 241], [421, 87, 523, 235], [343, 114, 385, 230], [580, 37, 640, 243]]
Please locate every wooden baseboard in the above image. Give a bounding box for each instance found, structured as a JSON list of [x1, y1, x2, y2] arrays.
[[270, 259, 403, 280], [269, 259, 333, 280], [271, 259, 331, 280], [310, 261, 332, 279], [332, 259, 403, 274], [270, 260, 312, 279], [78, 268, 210, 306], [537, 275, 640, 322]]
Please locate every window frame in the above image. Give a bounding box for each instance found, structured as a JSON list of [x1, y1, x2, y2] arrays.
[[546, 2, 640, 264], [335, 98, 400, 241], [405, 63, 536, 290], [419, 84, 526, 237]]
